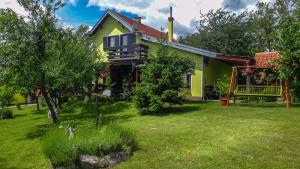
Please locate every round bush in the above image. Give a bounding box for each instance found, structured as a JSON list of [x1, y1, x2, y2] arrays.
[[0, 108, 13, 119]]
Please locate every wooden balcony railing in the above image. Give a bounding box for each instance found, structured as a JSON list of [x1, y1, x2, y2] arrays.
[[107, 44, 149, 62]]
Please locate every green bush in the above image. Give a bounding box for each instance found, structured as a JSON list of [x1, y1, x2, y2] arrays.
[[133, 45, 195, 113], [0, 108, 13, 119], [0, 88, 15, 107], [42, 124, 137, 167]]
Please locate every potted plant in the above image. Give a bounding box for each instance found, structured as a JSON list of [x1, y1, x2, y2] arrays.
[[215, 74, 230, 106]]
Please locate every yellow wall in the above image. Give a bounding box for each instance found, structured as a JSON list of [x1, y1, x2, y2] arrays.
[[204, 58, 231, 86], [93, 15, 129, 62]]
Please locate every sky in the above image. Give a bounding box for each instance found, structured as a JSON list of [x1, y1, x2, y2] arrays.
[[1, 0, 272, 37]]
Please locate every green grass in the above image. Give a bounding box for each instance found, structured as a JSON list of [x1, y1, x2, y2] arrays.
[[1, 100, 300, 169]]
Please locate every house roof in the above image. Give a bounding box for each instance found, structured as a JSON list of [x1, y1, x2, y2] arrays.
[[255, 52, 280, 67], [91, 10, 168, 40], [90, 9, 218, 58]]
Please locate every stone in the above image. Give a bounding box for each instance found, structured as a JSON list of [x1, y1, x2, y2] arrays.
[[79, 155, 100, 169], [101, 151, 131, 166]]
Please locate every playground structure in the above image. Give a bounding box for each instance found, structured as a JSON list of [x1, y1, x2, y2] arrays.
[[223, 52, 290, 108]]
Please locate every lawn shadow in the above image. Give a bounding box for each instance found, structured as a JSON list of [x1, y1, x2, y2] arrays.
[[21, 123, 53, 140], [13, 114, 26, 118], [31, 109, 47, 115], [59, 100, 132, 126], [142, 105, 201, 116]]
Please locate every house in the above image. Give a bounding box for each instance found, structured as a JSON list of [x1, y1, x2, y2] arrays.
[[90, 8, 241, 100]]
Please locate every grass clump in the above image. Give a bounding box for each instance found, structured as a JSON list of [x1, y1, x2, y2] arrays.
[[0, 108, 13, 119], [42, 128, 77, 167], [42, 124, 137, 167]]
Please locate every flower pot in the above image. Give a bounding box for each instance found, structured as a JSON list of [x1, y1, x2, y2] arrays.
[[219, 98, 229, 106]]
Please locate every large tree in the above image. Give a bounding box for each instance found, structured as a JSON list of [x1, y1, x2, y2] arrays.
[[180, 8, 256, 56], [0, 0, 99, 124], [275, 0, 300, 97], [253, 2, 278, 52]]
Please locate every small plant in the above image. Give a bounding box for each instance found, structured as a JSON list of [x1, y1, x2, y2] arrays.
[[0, 108, 13, 119], [215, 74, 230, 98]]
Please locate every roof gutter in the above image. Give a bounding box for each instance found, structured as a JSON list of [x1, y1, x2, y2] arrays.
[[140, 35, 218, 58]]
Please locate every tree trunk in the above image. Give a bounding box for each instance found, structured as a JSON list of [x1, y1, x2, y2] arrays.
[[41, 90, 59, 124], [36, 96, 40, 111], [95, 78, 101, 128], [58, 96, 62, 109]]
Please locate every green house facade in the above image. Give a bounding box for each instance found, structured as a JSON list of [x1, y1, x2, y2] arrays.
[[91, 9, 233, 100]]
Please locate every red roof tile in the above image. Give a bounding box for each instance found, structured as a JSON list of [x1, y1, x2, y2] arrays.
[[111, 11, 169, 40], [255, 52, 280, 67]]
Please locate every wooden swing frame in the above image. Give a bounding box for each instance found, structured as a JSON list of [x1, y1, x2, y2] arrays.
[[225, 66, 290, 108]]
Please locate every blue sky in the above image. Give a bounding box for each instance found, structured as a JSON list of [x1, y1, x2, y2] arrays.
[[56, 0, 137, 28], [1, 0, 272, 37]]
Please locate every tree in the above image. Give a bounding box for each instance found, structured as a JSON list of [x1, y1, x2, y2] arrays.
[[180, 8, 256, 56], [275, 0, 300, 98], [253, 2, 278, 52], [0, 0, 99, 124], [133, 45, 195, 113]]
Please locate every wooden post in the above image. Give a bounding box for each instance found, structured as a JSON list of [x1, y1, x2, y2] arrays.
[[95, 77, 101, 128], [285, 79, 290, 109], [226, 67, 236, 106]]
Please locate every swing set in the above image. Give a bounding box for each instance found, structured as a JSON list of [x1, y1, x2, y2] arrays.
[[223, 52, 290, 108]]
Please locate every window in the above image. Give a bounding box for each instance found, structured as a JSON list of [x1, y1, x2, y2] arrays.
[[108, 36, 116, 48], [184, 73, 192, 89], [121, 35, 128, 46]]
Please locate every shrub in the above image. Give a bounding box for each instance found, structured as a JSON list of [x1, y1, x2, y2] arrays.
[[0, 108, 13, 119], [215, 74, 230, 98], [133, 45, 195, 113], [42, 124, 137, 167], [0, 88, 15, 107]]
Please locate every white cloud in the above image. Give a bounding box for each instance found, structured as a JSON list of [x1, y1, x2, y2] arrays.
[[69, 0, 78, 6], [87, 0, 223, 37], [88, 0, 273, 37], [0, 0, 28, 16]]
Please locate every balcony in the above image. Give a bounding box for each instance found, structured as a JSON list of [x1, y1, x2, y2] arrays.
[[106, 44, 149, 65]]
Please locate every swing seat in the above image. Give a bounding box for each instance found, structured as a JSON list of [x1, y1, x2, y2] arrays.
[[234, 85, 283, 97]]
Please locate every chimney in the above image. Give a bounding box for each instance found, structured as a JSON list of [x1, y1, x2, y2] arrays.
[[168, 7, 174, 42], [135, 16, 142, 24]]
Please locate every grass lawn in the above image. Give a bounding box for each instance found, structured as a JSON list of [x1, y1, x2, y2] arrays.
[[1, 100, 300, 169]]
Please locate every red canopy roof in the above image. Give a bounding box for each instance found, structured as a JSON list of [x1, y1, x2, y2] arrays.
[[216, 55, 255, 65]]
